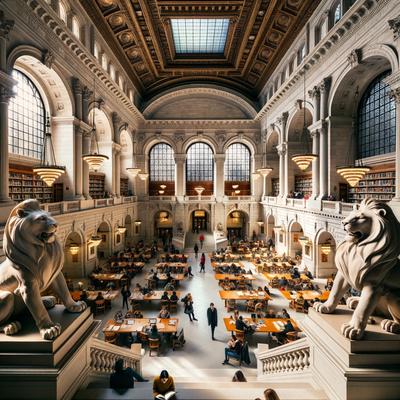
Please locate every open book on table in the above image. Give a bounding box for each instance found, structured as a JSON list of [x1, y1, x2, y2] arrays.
[[155, 391, 176, 400]]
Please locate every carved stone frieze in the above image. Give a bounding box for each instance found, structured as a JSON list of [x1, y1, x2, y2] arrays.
[[388, 16, 400, 40]]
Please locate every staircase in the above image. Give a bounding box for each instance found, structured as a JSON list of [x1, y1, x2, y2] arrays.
[[184, 231, 215, 252]]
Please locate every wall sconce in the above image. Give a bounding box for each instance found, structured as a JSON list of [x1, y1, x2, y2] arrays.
[[232, 184, 239, 190], [257, 221, 264, 227], [117, 226, 127, 234], [69, 243, 79, 255], [135, 220, 142, 226], [89, 235, 102, 246], [298, 236, 309, 245], [138, 173, 148, 181], [160, 184, 166, 189]]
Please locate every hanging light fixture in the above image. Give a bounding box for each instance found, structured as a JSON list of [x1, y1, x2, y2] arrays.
[[160, 184, 167, 190], [232, 184, 239, 190], [33, 116, 65, 186], [117, 226, 127, 234], [159, 190, 165, 195], [336, 87, 370, 187], [138, 172, 148, 181], [298, 236, 309, 245], [82, 75, 108, 171], [68, 243, 79, 255], [126, 137, 141, 176], [235, 189, 241, 194], [292, 68, 317, 171], [320, 243, 332, 255], [257, 147, 273, 177]]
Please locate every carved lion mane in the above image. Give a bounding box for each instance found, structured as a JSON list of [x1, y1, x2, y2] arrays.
[[335, 198, 400, 291]]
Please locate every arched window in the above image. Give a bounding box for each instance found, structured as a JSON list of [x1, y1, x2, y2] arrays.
[[59, 1, 67, 24], [357, 71, 396, 158], [149, 143, 175, 196], [186, 142, 214, 195], [224, 143, 251, 195], [333, 2, 342, 24], [9, 69, 46, 159], [72, 16, 80, 40]]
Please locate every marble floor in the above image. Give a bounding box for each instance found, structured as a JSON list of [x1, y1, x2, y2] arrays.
[[95, 251, 310, 381]]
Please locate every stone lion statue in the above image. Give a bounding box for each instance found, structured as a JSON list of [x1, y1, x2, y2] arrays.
[[0, 199, 87, 340], [314, 198, 400, 340]]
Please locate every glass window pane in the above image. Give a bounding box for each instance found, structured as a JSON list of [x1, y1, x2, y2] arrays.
[[149, 143, 175, 181], [224, 143, 251, 182], [186, 142, 214, 181]]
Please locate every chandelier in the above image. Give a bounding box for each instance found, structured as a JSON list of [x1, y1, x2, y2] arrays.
[[33, 116, 65, 186], [320, 243, 332, 255], [68, 243, 79, 255], [292, 67, 317, 171], [336, 87, 370, 187], [89, 235, 102, 247], [82, 75, 108, 171]]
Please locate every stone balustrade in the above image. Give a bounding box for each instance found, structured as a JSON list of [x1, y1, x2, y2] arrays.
[[90, 337, 142, 376], [257, 338, 310, 376]]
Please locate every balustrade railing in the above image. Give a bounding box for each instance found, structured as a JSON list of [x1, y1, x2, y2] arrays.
[[257, 338, 310, 376], [90, 337, 142, 376]]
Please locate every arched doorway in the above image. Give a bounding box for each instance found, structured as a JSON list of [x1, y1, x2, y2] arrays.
[[226, 210, 248, 241], [289, 221, 304, 258], [191, 209, 209, 233], [266, 214, 275, 240], [154, 211, 173, 244], [64, 232, 83, 278], [316, 231, 337, 278], [97, 221, 111, 260]]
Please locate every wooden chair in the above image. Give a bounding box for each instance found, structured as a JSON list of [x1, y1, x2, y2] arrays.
[[226, 299, 236, 312], [104, 331, 117, 344], [94, 299, 105, 315], [169, 300, 178, 312], [149, 338, 160, 356], [295, 299, 305, 313], [235, 329, 245, 341], [172, 329, 185, 350], [137, 331, 149, 346]]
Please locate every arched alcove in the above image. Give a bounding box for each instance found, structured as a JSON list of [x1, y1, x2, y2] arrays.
[[120, 129, 134, 196], [315, 231, 337, 278], [154, 210, 173, 244], [190, 209, 210, 233], [97, 221, 111, 260], [288, 221, 304, 258], [265, 131, 280, 196], [226, 210, 249, 241], [63, 231, 84, 278]]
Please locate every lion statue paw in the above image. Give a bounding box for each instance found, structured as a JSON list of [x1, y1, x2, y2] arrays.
[[1, 321, 22, 335], [66, 301, 87, 313], [341, 321, 365, 340], [39, 322, 62, 340], [381, 319, 400, 334], [346, 296, 360, 310]]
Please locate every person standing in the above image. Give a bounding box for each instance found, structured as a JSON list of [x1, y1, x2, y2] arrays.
[[199, 233, 205, 249], [182, 293, 197, 321], [207, 302, 218, 340], [121, 285, 131, 310], [199, 252, 206, 273], [194, 243, 199, 259]]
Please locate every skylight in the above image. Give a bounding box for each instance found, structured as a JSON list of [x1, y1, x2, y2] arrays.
[[171, 18, 229, 54]]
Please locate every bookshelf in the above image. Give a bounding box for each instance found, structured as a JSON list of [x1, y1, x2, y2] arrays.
[[89, 173, 105, 199], [271, 178, 279, 196], [348, 166, 395, 203], [295, 174, 312, 197], [120, 177, 129, 197], [9, 165, 62, 203]]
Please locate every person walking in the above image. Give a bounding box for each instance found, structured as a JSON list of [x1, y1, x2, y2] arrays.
[[121, 285, 131, 310], [207, 302, 218, 340], [199, 233, 205, 249], [182, 293, 197, 322], [194, 243, 199, 259], [199, 252, 206, 273]]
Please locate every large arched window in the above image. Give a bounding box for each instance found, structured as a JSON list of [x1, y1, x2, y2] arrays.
[[9, 69, 46, 159], [186, 142, 214, 195], [149, 143, 175, 196], [357, 71, 396, 158], [224, 143, 251, 195]]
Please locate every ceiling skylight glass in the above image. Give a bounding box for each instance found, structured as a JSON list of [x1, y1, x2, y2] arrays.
[[171, 18, 229, 54]]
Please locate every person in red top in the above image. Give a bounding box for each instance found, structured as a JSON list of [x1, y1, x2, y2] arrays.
[[199, 233, 205, 249], [199, 252, 206, 273]]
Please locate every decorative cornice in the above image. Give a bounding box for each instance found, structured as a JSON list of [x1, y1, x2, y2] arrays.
[[141, 119, 260, 130], [347, 49, 362, 68], [308, 86, 320, 99], [0, 11, 14, 39], [42, 49, 54, 69], [276, 142, 287, 156], [389, 88, 400, 104], [388, 15, 400, 40]]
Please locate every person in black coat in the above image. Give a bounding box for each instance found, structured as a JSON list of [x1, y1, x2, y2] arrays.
[[207, 303, 218, 340], [121, 285, 131, 310]]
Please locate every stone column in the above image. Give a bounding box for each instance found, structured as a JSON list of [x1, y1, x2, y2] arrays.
[[253, 154, 263, 199], [319, 78, 331, 199], [115, 148, 121, 197], [276, 142, 287, 198], [112, 112, 121, 144], [82, 131, 91, 199], [0, 85, 13, 204], [174, 153, 186, 200], [214, 153, 225, 201], [389, 87, 400, 199], [72, 78, 83, 120], [310, 129, 320, 199], [319, 121, 328, 198], [82, 87, 92, 125], [74, 126, 84, 199], [309, 86, 321, 124], [278, 112, 289, 197]]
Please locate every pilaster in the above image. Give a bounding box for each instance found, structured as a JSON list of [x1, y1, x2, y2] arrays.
[[214, 153, 225, 201]]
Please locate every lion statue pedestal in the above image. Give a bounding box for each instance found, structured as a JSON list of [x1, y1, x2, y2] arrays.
[[0, 200, 100, 399]]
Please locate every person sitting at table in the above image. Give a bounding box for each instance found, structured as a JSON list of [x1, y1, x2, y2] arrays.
[[222, 335, 243, 365], [153, 370, 176, 400], [278, 276, 288, 289], [265, 309, 276, 318], [170, 291, 179, 302], [255, 301, 265, 318], [161, 291, 170, 301], [295, 294, 309, 312], [95, 291, 104, 301], [291, 267, 300, 279], [279, 309, 290, 319], [159, 306, 170, 319], [232, 370, 247, 382], [235, 316, 251, 333], [107, 281, 116, 290], [232, 309, 240, 321], [148, 324, 161, 340], [303, 266, 314, 279], [80, 290, 88, 302]]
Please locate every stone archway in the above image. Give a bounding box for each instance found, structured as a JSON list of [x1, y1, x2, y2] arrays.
[[288, 221, 304, 258], [97, 221, 111, 260], [226, 210, 249, 241], [63, 231, 84, 278], [315, 231, 337, 278], [154, 210, 173, 244]]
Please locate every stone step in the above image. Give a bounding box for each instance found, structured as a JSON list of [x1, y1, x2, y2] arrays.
[[75, 383, 327, 400]]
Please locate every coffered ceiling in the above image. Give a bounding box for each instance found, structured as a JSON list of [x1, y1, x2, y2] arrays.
[[81, 0, 321, 102]]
